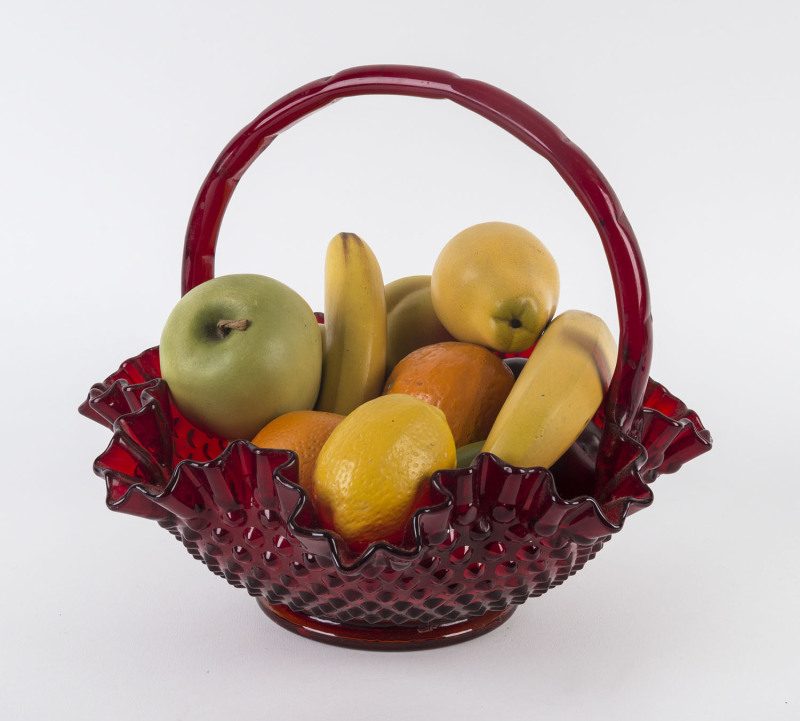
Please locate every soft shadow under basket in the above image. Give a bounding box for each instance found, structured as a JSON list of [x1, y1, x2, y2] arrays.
[[80, 65, 712, 650]]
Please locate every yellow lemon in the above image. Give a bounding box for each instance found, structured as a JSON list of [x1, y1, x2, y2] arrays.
[[312, 394, 456, 550], [431, 222, 560, 354]]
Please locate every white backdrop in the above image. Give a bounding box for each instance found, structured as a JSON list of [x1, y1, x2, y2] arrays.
[[2, 2, 798, 719]]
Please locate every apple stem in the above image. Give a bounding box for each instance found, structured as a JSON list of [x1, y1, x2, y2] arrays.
[[216, 319, 249, 338]]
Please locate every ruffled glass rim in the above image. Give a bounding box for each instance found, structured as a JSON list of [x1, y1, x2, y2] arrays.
[[80, 346, 711, 572]]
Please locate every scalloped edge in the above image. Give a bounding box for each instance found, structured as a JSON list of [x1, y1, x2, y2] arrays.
[[81, 347, 711, 572]]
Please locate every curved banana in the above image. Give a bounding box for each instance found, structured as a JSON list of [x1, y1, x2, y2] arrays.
[[483, 310, 617, 469], [384, 275, 432, 315], [315, 233, 387, 415], [386, 281, 455, 374]]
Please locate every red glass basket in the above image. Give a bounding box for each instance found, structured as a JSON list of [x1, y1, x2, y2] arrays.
[[80, 65, 712, 650]]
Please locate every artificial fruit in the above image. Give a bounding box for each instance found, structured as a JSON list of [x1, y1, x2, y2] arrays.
[[431, 221, 559, 354], [315, 233, 387, 415], [159, 273, 322, 440], [385, 278, 454, 374], [483, 309, 616, 468]]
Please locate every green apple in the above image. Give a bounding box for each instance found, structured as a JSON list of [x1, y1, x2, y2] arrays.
[[159, 273, 322, 440], [431, 222, 560, 354]]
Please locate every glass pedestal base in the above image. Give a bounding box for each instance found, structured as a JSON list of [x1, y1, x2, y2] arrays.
[[257, 598, 517, 651]]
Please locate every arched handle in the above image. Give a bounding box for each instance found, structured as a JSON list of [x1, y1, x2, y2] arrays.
[[182, 64, 652, 437]]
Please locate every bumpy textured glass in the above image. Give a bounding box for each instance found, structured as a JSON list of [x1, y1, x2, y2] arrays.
[[80, 66, 712, 649]]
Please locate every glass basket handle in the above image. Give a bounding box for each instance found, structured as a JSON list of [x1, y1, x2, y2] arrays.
[[182, 65, 653, 439]]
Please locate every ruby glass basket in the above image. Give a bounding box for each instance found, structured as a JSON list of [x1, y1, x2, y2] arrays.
[[80, 66, 712, 650]]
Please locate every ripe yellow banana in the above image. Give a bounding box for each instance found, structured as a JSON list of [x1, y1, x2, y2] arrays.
[[483, 310, 617, 469], [386, 282, 455, 375], [315, 232, 387, 415], [385, 274, 431, 314]]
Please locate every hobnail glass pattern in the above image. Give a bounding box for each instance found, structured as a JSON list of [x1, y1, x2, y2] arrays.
[[80, 348, 709, 638], [80, 65, 712, 648]]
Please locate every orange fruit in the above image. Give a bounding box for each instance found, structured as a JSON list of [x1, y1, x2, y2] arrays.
[[251, 410, 344, 491], [312, 394, 456, 551], [382, 341, 515, 447]]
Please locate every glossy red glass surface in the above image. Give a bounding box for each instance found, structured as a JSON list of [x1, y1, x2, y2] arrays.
[[258, 599, 517, 651], [80, 66, 712, 649]]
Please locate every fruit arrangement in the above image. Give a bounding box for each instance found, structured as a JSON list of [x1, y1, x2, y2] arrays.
[[158, 220, 617, 554], [80, 66, 712, 649]]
